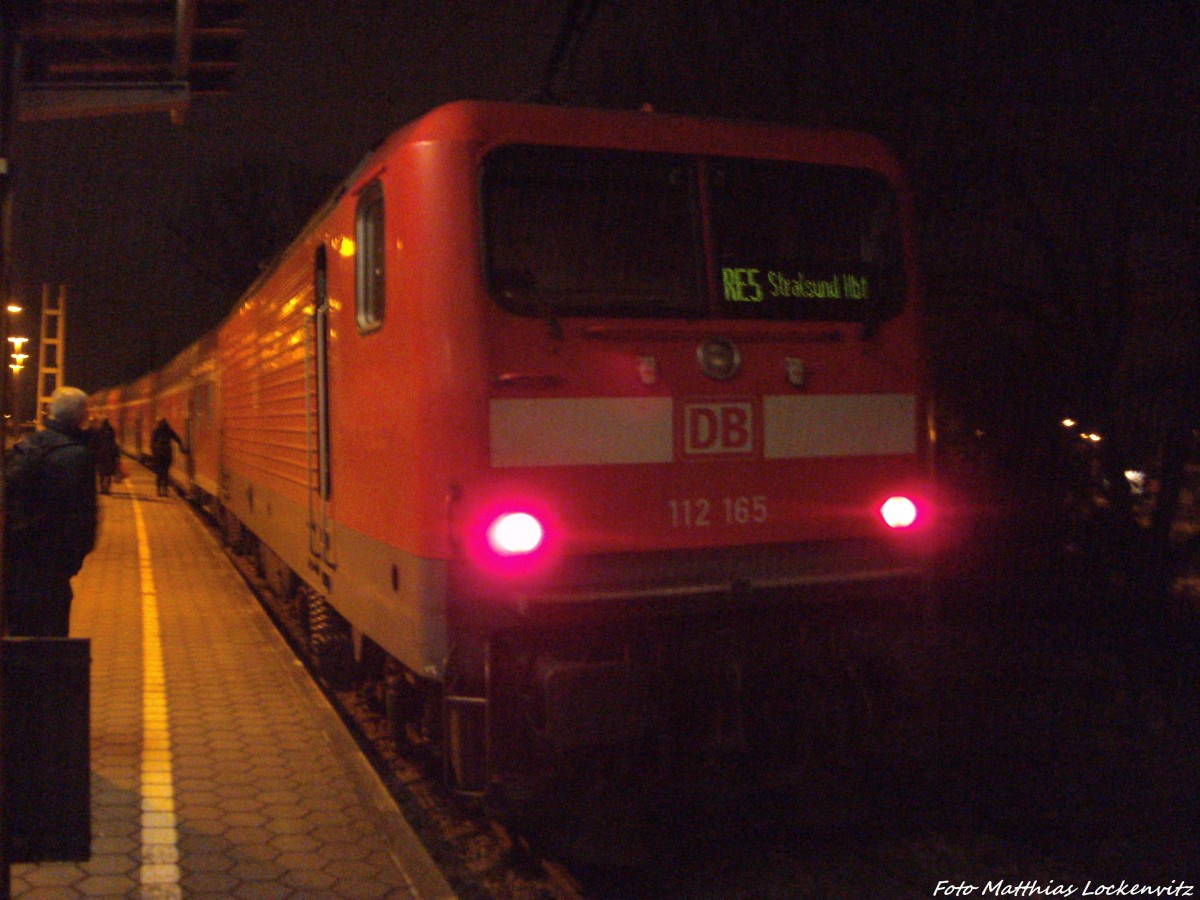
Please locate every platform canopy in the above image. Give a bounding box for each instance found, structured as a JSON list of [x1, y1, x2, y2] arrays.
[[14, 0, 249, 123]]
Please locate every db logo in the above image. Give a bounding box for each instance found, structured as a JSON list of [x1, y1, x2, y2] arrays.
[[682, 401, 755, 456]]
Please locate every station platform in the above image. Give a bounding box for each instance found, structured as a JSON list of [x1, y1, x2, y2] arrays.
[[8, 464, 455, 899]]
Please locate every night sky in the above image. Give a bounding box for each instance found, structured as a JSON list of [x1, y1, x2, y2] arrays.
[[7, 1, 1197, 412]]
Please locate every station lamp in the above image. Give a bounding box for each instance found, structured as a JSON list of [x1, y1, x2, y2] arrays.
[[8, 335, 28, 371]]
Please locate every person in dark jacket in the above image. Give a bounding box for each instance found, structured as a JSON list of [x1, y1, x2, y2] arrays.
[[150, 418, 182, 497], [3, 386, 99, 637], [92, 418, 120, 494]]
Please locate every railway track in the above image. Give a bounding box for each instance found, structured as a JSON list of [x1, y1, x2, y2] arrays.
[[204, 500, 1199, 897]]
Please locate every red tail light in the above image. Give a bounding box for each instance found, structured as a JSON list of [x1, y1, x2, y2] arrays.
[[880, 495, 919, 529], [465, 499, 559, 581], [487, 512, 545, 556]]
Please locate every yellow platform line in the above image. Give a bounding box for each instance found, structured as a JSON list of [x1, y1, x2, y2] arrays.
[[131, 490, 182, 898]]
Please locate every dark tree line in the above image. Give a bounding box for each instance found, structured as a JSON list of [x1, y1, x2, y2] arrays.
[[911, 106, 1199, 605]]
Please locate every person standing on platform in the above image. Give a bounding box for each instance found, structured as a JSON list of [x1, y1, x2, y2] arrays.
[[2, 387, 99, 637], [150, 417, 183, 497], [92, 417, 120, 494]]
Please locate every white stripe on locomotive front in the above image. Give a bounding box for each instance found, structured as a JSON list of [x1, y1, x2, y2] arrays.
[[488, 393, 916, 467], [762, 394, 916, 458], [490, 397, 674, 467]]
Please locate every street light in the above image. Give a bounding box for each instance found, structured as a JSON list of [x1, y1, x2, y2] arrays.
[[3, 312, 25, 442], [7, 335, 25, 363], [8, 335, 27, 376]]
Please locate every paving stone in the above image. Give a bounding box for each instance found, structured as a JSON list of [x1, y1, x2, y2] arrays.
[[77, 873, 139, 895]]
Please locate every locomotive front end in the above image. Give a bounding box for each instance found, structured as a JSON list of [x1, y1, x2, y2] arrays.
[[441, 108, 938, 795]]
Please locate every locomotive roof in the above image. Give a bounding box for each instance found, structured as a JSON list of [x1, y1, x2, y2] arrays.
[[359, 100, 905, 189], [111, 101, 907, 396]]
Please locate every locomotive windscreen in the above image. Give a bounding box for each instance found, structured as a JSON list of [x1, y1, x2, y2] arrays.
[[482, 144, 905, 323]]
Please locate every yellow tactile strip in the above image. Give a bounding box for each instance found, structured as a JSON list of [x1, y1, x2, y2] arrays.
[[132, 492, 182, 896]]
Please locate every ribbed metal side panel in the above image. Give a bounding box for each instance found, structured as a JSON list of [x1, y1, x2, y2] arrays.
[[219, 264, 314, 495]]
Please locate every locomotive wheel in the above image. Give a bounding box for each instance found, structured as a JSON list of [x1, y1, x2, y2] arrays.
[[384, 670, 417, 747], [446, 701, 488, 795], [443, 635, 490, 796], [385, 662, 440, 749], [307, 595, 354, 690]]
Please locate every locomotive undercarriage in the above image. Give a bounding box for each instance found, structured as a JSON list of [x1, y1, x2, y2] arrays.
[[442, 581, 938, 805], [219, 510, 935, 807]]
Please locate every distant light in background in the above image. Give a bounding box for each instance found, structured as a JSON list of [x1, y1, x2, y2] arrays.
[[1124, 470, 1146, 495], [8, 337, 28, 363], [8, 335, 29, 374], [1061, 418, 1076, 428]]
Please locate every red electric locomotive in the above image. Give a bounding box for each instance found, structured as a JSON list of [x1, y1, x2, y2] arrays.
[[94, 100, 938, 796]]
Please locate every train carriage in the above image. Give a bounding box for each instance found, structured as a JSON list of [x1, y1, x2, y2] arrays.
[[94, 100, 939, 797], [93, 372, 153, 461], [178, 333, 220, 504]]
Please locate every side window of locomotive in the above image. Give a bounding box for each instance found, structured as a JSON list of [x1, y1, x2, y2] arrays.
[[482, 145, 701, 318], [708, 159, 905, 323], [355, 180, 385, 332]]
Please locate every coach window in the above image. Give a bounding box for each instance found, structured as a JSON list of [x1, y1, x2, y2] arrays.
[[355, 180, 385, 332]]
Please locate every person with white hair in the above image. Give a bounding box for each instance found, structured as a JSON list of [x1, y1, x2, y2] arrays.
[[3, 386, 98, 636]]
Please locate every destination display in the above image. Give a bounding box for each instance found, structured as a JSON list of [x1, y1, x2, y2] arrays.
[[719, 262, 877, 320]]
